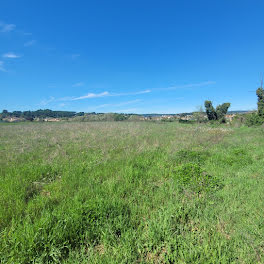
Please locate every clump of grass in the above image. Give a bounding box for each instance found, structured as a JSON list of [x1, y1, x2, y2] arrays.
[[173, 162, 222, 193], [174, 149, 210, 164], [214, 147, 253, 168]]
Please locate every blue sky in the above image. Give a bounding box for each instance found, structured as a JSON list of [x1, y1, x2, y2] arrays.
[[1, 0, 264, 114]]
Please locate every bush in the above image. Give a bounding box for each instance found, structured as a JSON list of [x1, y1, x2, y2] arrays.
[[245, 113, 264, 126]]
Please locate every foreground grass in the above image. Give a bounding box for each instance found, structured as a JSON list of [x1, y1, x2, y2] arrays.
[[0, 122, 263, 263]]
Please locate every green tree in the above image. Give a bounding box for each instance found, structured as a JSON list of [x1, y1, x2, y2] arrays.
[[216, 103, 231, 123], [204, 101, 217, 120], [256, 87, 264, 117], [204, 101, 230, 122], [1, 110, 9, 118], [12, 111, 22, 117]]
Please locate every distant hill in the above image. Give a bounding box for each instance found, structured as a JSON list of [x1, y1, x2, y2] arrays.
[[1, 109, 253, 122], [142, 110, 252, 117]]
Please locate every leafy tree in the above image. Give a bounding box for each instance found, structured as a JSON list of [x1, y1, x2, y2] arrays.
[[12, 111, 22, 117], [216, 103, 231, 123], [256, 87, 264, 117], [246, 85, 264, 126], [1, 110, 9, 118], [204, 101, 230, 122], [204, 101, 217, 120], [22, 111, 34, 121]]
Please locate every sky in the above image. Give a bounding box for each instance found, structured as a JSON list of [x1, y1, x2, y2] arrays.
[[1, 0, 264, 114]]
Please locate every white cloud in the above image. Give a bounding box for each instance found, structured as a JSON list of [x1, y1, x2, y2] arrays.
[[39, 96, 55, 106], [134, 89, 151, 94], [72, 82, 84, 87], [0, 61, 6, 72], [42, 89, 150, 105], [66, 90, 151, 101], [94, 99, 142, 109], [0, 22, 16, 32], [111, 89, 151, 96], [72, 91, 109, 100], [158, 81, 215, 91], [3, 52, 21, 58], [24, 40, 36, 47]]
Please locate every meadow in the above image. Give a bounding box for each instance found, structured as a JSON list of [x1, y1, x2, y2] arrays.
[[0, 121, 263, 263]]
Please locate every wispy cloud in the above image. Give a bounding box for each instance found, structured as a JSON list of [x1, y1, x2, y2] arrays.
[[3, 52, 21, 58], [24, 40, 36, 47], [0, 61, 6, 72], [94, 99, 142, 109], [0, 22, 16, 32], [157, 81, 215, 91], [72, 91, 110, 100], [114, 90, 151, 96], [72, 82, 84, 87], [65, 89, 151, 101], [39, 96, 55, 106]]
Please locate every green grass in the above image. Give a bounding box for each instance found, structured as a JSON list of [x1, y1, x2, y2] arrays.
[[0, 122, 263, 263]]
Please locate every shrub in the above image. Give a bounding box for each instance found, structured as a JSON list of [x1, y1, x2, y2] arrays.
[[245, 112, 264, 126]]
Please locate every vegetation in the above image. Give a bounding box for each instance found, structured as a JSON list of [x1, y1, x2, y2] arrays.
[[71, 113, 137, 122], [204, 101, 230, 123], [245, 112, 264, 126], [0, 110, 136, 122], [192, 106, 207, 123], [0, 109, 78, 120], [257, 86, 264, 117], [244, 85, 264, 126], [0, 122, 263, 263]]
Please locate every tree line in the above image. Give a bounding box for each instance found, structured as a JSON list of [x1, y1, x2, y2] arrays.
[[0, 109, 85, 120]]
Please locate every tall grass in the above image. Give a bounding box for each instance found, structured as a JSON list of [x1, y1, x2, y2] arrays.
[[0, 122, 263, 263]]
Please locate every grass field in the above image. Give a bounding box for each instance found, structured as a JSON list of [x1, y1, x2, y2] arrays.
[[0, 122, 263, 263]]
